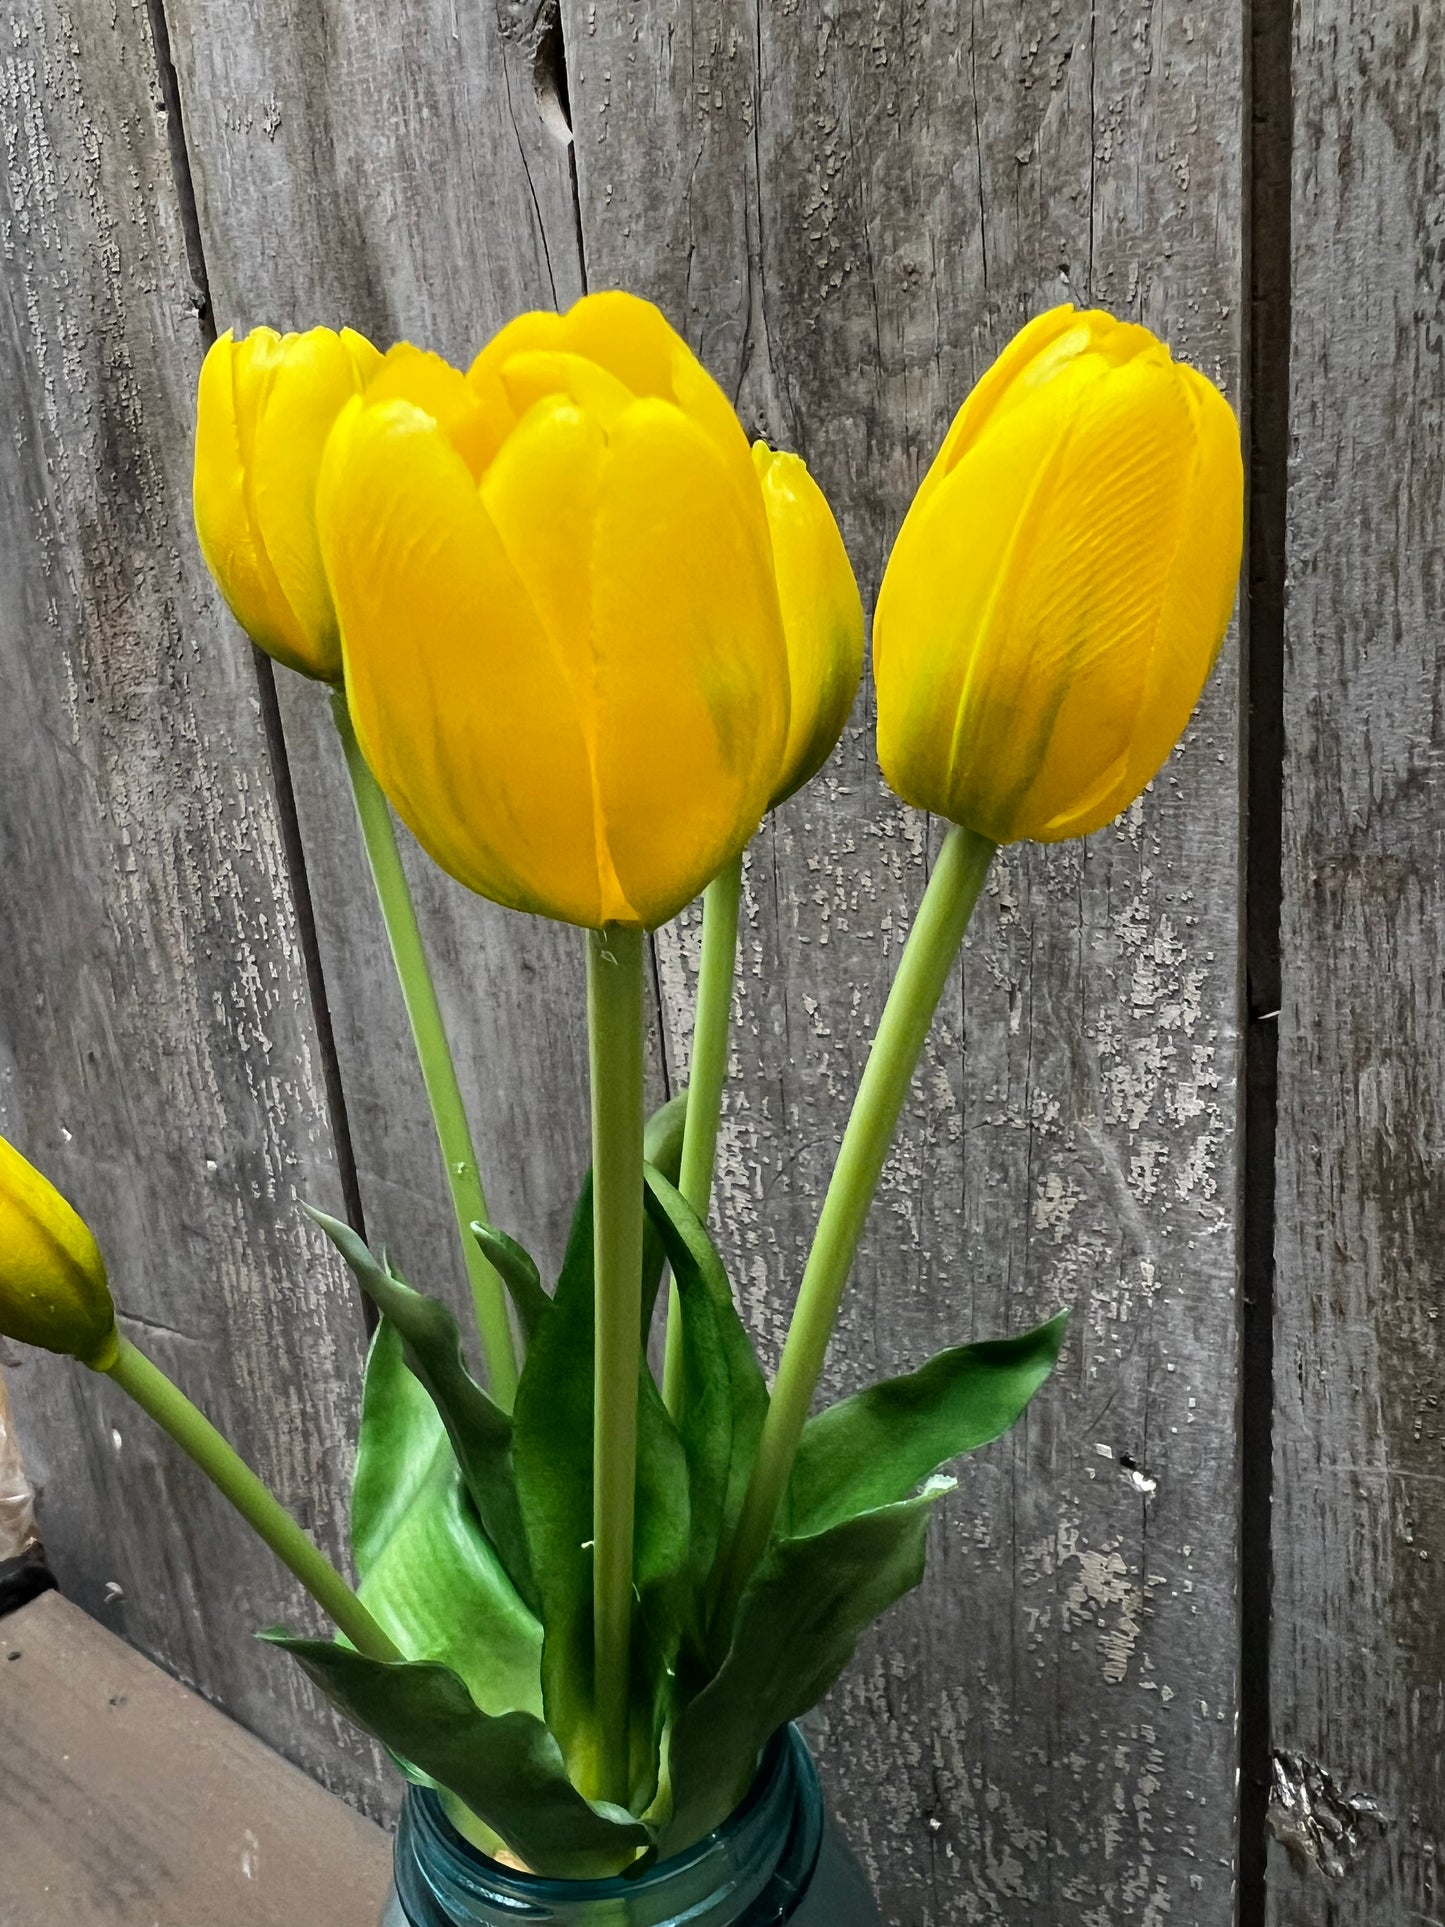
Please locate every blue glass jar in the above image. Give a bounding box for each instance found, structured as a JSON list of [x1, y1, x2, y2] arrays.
[[380, 1725, 880, 1927]]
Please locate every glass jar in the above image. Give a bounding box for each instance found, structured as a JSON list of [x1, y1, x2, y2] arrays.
[[380, 1725, 880, 1927]]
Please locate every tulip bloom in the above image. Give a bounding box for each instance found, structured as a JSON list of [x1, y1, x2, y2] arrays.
[[194, 325, 382, 681], [0, 1135, 117, 1369], [317, 295, 790, 931], [753, 442, 864, 805], [874, 305, 1243, 843]]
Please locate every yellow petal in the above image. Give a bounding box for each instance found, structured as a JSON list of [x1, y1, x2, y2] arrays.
[[589, 401, 789, 926], [876, 317, 1242, 846], [876, 372, 1078, 826], [472, 293, 760, 532], [479, 395, 628, 911], [366, 345, 500, 479], [318, 398, 606, 926], [494, 351, 636, 435], [915, 306, 1170, 516], [1037, 363, 1243, 839], [753, 443, 863, 804], [249, 328, 382, 678], [0, 1135, 116, 1369], [194, 330, 311, 673], [194, 326, 381, 680], [964, 355, 1200, 839]]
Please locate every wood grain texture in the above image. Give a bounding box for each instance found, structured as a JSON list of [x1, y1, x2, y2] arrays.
[[0, 1591, 392, 1927], [566, 3, 1245, 1920], [0, 0, 382, 1809], [1269, 4, 1445, 1921]]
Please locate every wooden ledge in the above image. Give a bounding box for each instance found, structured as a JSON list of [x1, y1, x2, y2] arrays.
[[0, 1591, 392, 1926]]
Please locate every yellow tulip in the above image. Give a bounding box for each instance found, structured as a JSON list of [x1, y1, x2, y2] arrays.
[[752, 442, 864, 805], [194, 325, 382, 681], [0, 1135, 117, 1370], [317, 294, 790, 930], [874, 304, 1243, 844]]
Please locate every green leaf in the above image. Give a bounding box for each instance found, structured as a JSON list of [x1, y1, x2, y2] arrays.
[[352, 1317, 447, 1578], [471, 1222, 552, 1347], [357, 1437, 543, 1722], [641, 1166, 768, 1629], [640, 1089, 688, 1334], [263, 1635, 649, 1879], [787, 1311, 1067, 1537], [306, 1207, 536, 1609], [660, 1479, 954, 1855], [512, 1177, 690, 1810]]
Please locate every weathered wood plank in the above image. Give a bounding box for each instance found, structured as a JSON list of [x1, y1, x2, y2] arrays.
[[1269, 4, 1445, 1920], [567, 3, 1246, 1919], [0, 1591, 392, 1927], [0, 0, 382, 1809]]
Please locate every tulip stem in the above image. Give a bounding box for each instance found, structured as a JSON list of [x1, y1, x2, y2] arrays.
[[586, 923, 646, 1808], [713, 825, 996, 1637], [331, 693, 519, 1409], [663, 851, 744, 1417], [102, 1335, 400, 1662]]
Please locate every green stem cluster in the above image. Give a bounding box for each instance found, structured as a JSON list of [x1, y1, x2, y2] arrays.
[[332, 694, 519, 1408], [103, 1336, 398, 1662], [586, 925, 647, 1805]]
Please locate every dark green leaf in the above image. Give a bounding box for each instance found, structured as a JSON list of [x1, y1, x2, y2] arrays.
[[306, 1207, 535, 1609], [787, 1311, 1067, 1537], [263, 1635, 649, 1879], [641, 1166, 768, 1628], [471, 1222, 552, 1347], [512, 1176, 689, 1810], [352, 1317, 446, 1578], [659, 1479, 954, 1855]]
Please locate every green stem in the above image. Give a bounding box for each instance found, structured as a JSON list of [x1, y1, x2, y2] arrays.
[[586, 924, 646, 1807], [714, 826, 995, 1632], [331, 692, 519, 1408], [103, 1336, 399, 1661], [662, 851, 743, 1415]]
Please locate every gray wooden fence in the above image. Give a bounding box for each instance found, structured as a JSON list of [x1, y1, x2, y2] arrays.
[[0, 1, 1439, 1922]]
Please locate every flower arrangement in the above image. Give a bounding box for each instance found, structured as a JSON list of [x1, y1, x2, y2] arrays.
[[0, 295, 1241, 1881]]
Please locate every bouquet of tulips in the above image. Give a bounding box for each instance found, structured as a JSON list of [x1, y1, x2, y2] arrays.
[[0, 295, 1241, 1875]]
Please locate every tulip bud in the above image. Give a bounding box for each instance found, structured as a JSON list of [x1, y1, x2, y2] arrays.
[[752, 443, 864, 806], [874, 305, 1243, 844], [317, 293, 790, 931], [0, 1135, 118, 1370], [194, 325, 382, 682]]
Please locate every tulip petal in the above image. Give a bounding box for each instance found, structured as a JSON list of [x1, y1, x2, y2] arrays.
[[0, 1135, 116, 1368], [1038, 364, 1243, 839], [914, 305, 1082, 512], [495, 353, 635, 435], [367, 346, 502, 479], [557, 292, 755, 482], [479, 396, 632, 916], [589, 401, 789, 927], [968, 357, 1198, 837], [754, 445, 864, 805], [878, 349, 1216, 842], [875, 381, 1077, 829], [194, 329, 316, 676], [249, 329, 382, 677], [319, 399, 606, 926]]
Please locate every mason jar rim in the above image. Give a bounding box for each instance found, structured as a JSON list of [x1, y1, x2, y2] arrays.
[[397, 1722, 821, 1917]]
